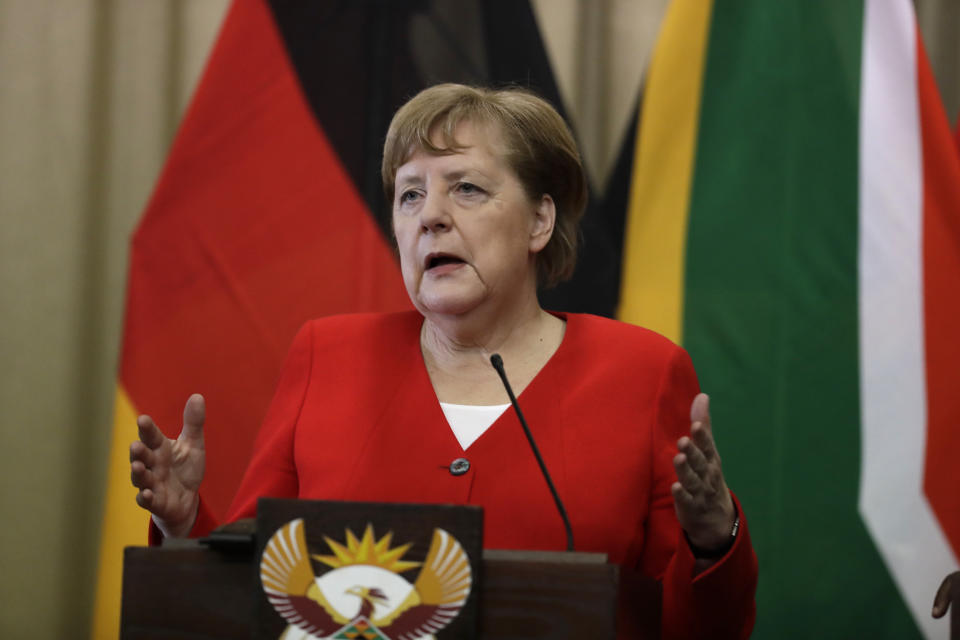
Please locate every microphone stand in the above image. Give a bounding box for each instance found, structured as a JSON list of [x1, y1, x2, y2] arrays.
[[490, 354, 575, 552]]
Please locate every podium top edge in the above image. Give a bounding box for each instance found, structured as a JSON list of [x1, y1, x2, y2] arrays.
[[482, 549, 608, 564]]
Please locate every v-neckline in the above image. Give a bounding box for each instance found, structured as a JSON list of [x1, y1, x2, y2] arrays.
[[414, 311, 573, 452]]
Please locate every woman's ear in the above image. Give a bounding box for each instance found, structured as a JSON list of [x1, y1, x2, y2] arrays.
[[529, 194, 556, 253]]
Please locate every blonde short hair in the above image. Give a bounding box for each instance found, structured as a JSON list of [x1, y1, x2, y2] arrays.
[[382, 84, 588, 287]]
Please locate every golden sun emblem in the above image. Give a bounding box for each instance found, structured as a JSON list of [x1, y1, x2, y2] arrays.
[[260, 520, 472, 640]]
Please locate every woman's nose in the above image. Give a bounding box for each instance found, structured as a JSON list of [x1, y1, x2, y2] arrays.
[[419, 192, 451, 232]]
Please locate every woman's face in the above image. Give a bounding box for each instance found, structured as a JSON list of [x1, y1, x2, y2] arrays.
[[392, 120, 554, 319]]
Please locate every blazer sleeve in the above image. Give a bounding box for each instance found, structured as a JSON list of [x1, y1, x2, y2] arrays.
[[640, 345, 758, 640]]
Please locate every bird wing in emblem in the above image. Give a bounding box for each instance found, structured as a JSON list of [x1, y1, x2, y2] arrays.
[[260, 518, 349, 636], [373, 528, 472, 639]]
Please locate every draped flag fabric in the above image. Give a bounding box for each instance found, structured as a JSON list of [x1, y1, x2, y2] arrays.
[[90, 0, 637, 637], [620, 0, 960, 637]]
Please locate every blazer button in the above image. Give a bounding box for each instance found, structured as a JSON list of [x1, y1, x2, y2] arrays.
[[449, 457, 470, 476]]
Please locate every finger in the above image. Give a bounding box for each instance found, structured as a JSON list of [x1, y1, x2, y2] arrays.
[[179, 394, 206, 445], [135, 488, 154, 510], [129, 440, 156, 468], [690, 421, 719, 461], [690, 393, 711, 430], [671, 481, 695, 509], [932, 573, 954, 618], [673, 453, 705, 494], [137, 415, 166, 450], [130, 460, 155, 490], [678, 436, 711, 479]]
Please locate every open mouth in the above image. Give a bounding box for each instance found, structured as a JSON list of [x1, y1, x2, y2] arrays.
[[425, 253, 466, 270]]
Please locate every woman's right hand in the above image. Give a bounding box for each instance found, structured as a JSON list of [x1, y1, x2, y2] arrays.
[[129, 393, 206, 538]]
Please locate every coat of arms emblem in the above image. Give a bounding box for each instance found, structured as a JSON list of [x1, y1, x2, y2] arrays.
[[260, 518, 472, 640]]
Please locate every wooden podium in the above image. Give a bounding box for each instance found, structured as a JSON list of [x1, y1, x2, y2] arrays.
[[120, 499, 661, 639]]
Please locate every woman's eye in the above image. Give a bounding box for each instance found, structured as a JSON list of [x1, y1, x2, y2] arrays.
[[456, 182, 483, 195], [399, 190, 420, 204]]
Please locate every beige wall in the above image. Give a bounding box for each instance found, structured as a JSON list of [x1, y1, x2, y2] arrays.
[[0, 1, 228, 637], [534, 0, 669, 187], [917, 0, 960, 125], [0, 1, 956, 638]]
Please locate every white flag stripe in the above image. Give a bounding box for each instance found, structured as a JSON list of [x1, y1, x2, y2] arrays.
[[857, 0, 958, 637]]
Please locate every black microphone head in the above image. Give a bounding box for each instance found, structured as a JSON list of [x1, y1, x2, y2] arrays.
[[489, 353, 504, 370]]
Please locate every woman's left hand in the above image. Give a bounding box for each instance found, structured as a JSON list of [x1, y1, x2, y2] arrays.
[[671, 393, 737, 552]]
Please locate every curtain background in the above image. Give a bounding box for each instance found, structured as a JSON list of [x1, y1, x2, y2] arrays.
[[0, 1, 955, 638]]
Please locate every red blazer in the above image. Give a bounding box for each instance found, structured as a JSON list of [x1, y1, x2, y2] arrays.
[[189, 311, 757, 639]]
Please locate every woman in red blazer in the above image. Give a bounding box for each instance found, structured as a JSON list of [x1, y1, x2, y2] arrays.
[[130, 84, 757, 639]]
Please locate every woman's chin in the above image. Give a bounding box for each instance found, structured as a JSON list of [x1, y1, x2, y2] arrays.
[[415, 290, 484, 318]]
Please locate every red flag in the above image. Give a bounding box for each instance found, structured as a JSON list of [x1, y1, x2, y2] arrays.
[[92, 1, 409, 635]]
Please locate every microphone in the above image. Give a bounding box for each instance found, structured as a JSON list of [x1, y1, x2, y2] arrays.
[[490, 353, 574, 551]]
